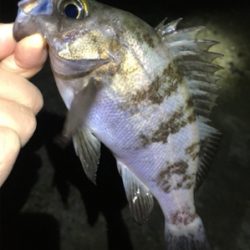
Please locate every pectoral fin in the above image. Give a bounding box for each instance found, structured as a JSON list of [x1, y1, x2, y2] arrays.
[[61, 78, 98, 141], [117, 160, 154, 223], [59, 78, 101, 183], [73, 129, 101, 184]]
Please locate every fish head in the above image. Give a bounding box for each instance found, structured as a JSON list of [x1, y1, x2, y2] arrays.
[[13, 0, 55, 41], [14, 0, 123, 108], [14, 0, 120, 64], [14, 0, 123, 137]]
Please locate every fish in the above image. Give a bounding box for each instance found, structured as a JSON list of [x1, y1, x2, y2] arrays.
[[13, 0, 221, 249]]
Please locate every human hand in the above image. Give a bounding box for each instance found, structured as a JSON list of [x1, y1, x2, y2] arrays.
[[0, 23, 47, 187]]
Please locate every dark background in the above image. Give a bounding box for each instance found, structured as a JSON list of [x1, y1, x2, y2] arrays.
[[1, 1, 250, 250], [1, 0, 250, 22]]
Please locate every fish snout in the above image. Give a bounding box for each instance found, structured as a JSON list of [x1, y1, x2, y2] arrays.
[[13, 11, 38, 41], [13, 22, 39, 41], [13, 0, 54, 41]]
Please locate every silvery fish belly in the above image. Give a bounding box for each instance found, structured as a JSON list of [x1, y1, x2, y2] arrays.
[[14, 0, 221, 249]]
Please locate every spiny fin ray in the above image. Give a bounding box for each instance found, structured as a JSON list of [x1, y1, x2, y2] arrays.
[[117, 160, 154, 223], [156, 18, 183, 36], [164, 26, 205, 42], [73, 128, 101, 184], [195, 116, 221, 188], [175, 50, 223, 63]]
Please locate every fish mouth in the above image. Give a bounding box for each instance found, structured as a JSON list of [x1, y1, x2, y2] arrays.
[[13, 10, 39, 41], [50, 49, 111, 79], [13, 22, 31, 41], [13, 30, 24, 42]]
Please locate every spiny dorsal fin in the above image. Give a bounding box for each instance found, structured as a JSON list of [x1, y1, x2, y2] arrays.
[[117, 160, 154, 223], [156, 19, 221, 118], [156, 18, 222, 187], [155, 18, 183, 36], [73, 128, 101, 184]]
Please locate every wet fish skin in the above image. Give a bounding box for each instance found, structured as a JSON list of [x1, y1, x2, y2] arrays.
[[13, 1, 220, 249]]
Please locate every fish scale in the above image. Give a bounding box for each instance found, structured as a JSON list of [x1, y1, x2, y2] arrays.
[[13, 0, 221, 249]]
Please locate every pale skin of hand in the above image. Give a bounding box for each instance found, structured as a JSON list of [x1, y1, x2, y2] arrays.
[[0, 23, 47, 187]]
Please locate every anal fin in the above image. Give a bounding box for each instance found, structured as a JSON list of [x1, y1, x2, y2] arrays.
[[117, 160, 154, 223]]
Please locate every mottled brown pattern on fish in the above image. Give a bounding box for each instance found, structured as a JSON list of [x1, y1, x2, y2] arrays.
[[95, 63, 118, 80], [161, 161, 188, 176], [171, 209, 198, 225], [156, 161, 195, 193], [142, 32, 155, 48], [185, 142, 200, 160], [123, 15, 158, 48], [140, 108, 196, 146], [123, 63, 183, 113], [185, 137, 216, 165], [109, 38, 122, 53], [149, 64, 182, 104], [143, 110, 183, 145]]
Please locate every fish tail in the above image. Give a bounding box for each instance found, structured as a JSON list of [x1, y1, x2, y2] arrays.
[[164, 216, 210, 250]]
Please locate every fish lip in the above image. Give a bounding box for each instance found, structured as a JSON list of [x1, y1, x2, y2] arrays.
[[13, 21, 40, 41], [13, 23, 26, 41], [50, 48, 111, 79], [13, 10, 37, 41], [13, 0, 54, 41]]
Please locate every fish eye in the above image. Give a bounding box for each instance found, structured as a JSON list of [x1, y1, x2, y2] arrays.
[[58, 0, 89, 19], [64, 2, 80, 19]]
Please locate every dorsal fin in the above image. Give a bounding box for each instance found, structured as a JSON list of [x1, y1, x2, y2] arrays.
[[156, 19, 221, 118], [156, 18, 183, 36], [195, 116, 221, 188], [156, 19, 222, 187]]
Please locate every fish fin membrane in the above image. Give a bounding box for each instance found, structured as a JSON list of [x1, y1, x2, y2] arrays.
[[156, 18, 222, 188], [62, 78, 98, 140], [73, 128, 101, 184], [156, 18, 222, 119], [195, 116, 221, 188], [165, 218, 211, 250], [117, 160, 154, 223]]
